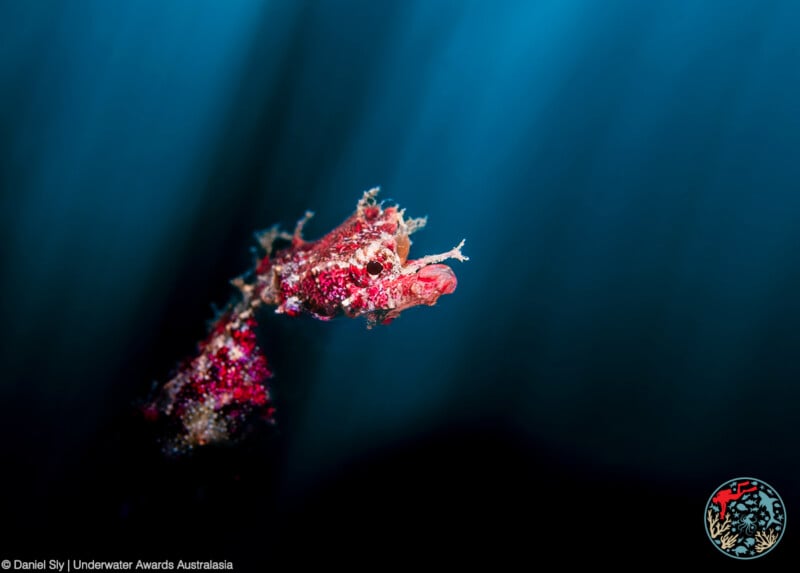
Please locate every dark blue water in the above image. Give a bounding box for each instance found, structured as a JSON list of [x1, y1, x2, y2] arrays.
[[2, 0, 799, 565]]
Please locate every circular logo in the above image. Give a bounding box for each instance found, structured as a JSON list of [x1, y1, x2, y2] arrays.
[[704, 477, 786, 559]]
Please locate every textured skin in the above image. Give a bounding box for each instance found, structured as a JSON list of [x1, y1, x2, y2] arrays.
[[148, 188, 467, 453]]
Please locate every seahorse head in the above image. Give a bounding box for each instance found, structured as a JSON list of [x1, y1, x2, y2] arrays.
[[264, 188, 468, 326]]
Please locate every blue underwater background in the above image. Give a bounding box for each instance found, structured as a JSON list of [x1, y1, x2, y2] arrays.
[[2, 0, 799, 565]]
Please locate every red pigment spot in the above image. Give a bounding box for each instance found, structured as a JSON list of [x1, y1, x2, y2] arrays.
[[232, 324, 257, 352], [349, 264, 369, 287], [252, 393, 267, 407], [141, 403, 160, 422], [363, 206, 380, 220], [256, 256, 271, 274]]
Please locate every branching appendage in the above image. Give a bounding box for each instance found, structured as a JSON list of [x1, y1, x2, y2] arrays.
[[400, 210, 427, 236], [256, 224, 292, 256], [402, 239, 469, 274], [707, 510, 731, 539], [719, 532, 738, 550], [292, 211, 315, 245], [755, 529, 778, 553], [357, 187, 381, 215]]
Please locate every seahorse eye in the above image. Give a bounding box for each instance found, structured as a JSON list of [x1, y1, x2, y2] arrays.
[[366, 261, 383, 275]]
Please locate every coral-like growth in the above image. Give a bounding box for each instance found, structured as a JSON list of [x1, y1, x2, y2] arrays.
[[754, 529, 778, 553], [719, 532, 738, 550], [707, 510, 731, 539]]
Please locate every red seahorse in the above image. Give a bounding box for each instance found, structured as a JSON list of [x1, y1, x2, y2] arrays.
[[147, 188, 468, 453]]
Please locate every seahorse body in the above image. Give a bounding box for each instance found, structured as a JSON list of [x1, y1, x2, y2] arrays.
[[147, 188, 467, 453]]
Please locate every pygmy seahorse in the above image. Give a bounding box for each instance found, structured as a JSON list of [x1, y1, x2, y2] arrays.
[[146, 188, 468, 453]]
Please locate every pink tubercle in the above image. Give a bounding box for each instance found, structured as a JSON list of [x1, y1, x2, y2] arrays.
[[417, 263, 458, 295]]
